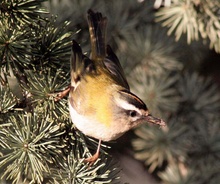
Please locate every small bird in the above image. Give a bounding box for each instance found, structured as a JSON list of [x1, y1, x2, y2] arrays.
[[69, 9, 166, 164]]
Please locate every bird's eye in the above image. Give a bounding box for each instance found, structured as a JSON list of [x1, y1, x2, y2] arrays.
[[129, 110, 137, 117]]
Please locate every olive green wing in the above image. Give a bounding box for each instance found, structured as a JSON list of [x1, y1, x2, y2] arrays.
[[70, 40, 95, 89], [104, 45, 130, 90]]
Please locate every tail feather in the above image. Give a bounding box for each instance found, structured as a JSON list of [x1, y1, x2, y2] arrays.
[[87, 9, 107, 59]]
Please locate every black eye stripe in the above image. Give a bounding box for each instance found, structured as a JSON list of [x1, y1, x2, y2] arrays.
[[129, 110, 137, 117]]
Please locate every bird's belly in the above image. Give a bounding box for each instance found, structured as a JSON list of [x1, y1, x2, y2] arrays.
[[69, 101, 125, 141]]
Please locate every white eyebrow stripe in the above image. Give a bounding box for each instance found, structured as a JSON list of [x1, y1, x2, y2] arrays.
[[115, 98, 142, 114]]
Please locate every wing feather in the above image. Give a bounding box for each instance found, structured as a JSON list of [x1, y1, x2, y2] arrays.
[[104, 45, 130, 90], [70, 40, 94, 88]]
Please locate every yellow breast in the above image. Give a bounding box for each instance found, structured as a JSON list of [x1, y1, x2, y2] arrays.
[[82, 69, 114, 127]]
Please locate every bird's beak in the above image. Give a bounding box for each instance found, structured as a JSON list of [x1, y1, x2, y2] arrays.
[[144, 114, 166, 127]]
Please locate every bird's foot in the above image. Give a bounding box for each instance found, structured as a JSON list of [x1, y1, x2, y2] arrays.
[[48, 86, 70, 101], [84, 151, 100, 166]]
